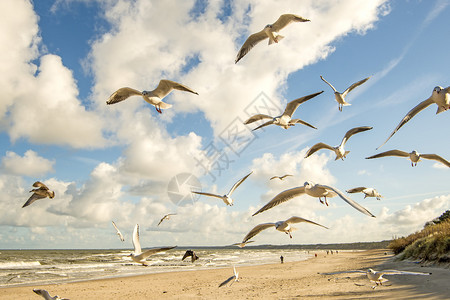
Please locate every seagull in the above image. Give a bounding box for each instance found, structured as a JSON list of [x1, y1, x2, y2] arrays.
[[111, 221, 124, 242], [157, 213, 177, 226], [33, 289, 69, 300], [106, 80, 198, 114], [128, 224, 176, 266], [244, 91, 323, 131], [366, 150, 450, 168], [192, 171, 252, 206], [242, 216, 328, 243], [320, 76, 370, 111], [322, 268, 431, 289], [378, 86, 450, 149], [305, 126, 373, 160], [346, 187, 383, 201], [182, 250, 199, 263], [231, 241, 255, 248], [235, 14, 310, 64], [219, 266, 239, 288], [252, 181, 375, 217], [22, 181, 55, 208], [270, 174, 293, 180]]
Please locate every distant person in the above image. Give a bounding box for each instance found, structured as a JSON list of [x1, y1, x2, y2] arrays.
[[326, 250, 329, 255], [280, 255, 284, 263], [314, 253, 318, 258], [331, 250, 334, 255]]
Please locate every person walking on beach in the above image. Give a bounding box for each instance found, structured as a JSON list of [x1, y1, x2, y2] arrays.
[[280, 255, 284, 263]]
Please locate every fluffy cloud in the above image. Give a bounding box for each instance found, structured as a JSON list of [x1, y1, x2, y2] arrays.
[[1, 150, 54, 177]]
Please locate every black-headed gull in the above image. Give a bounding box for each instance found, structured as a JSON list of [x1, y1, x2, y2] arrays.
[[235, 14, 310, 64], [106, 80, 198, 114], [128, 224, 176, 266], [378, 86, 450, 149], [112, 221, 125, 242], [305, 126, 372, 161], [242, 216, 328, 242], [182, 250, 199, 263], [219, 266, 239, 287], [22, 181, 55, 208], [33, 289, 69, 300], [244, 91, 323, 131], [346, 187, 383, 200], [192, 171, 252, 206], [252, 181, 375, 217], [366, 150, 450, 167], [270, 174, 293, 180], [157, 213, 177, 226], [320, 76, 370, 111]]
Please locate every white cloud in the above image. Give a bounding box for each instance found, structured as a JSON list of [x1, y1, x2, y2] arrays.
[[1, 150, 54, 177]]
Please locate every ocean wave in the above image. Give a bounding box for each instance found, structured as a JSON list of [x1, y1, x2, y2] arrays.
[[0, 261, 41, 269]]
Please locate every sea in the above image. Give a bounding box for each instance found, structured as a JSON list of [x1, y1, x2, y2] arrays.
[[0, 247, 318, 288]]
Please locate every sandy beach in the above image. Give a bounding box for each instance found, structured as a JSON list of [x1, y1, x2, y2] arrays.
[[1, 249, 448, 299]]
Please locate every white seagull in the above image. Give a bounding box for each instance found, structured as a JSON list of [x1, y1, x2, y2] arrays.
[[366, 150, 450, 168], [128, 224, 176, 266], [346, 187, 383, 201], [244, 91, 323, 131], [252, 181, 375, 217], [157, 213, 177, 226], [320, 76, 370, 111], [235, 14, 310, 63], [111, 221, 124, 242], [192, 171, 252, 206], [378, 86, 450, 149], [23, 181, 55, 208], [231, 241, 255, 248], [106, 79, 198, 114], [219, 266, 239, 288], [270, 174, 293, 181], [242, 216, 328, 243], [33, 289, 69, 300], [305, 126, 373, 161]]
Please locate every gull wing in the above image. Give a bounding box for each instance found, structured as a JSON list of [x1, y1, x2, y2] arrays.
[[22, 193, 47, 208], [182, 250, 192, 261], [252, 186, 306, 216], [346, 187, 367, 193], [285, 216, 329, 229], [227, 171, 253, 196], [366, 150, 410, 159], [378, 270, 431, 276], [106, 87, 142, 105], [305, 143, 334, 158], [132, 224, 142, 254], [231, 241, 254, 247], [289, 118, 317, 129], [320, 270, 366, 276], [340, 126, 373, 147], [420, 154, 450, 167], [244, 114, 273, 124], [282, 91, 324, 118], [219, 275, 236, 287], [153, 79, 198, 98], [32, 181, 48, 189], [316, 184, 376, 217], [157, 216, 166, 226], [192, 191, 224, 200], [235, 30, 268, 64], [33, 289, 59, 300], [341, 77, 371, 97], [271, 14, 310, 32], [139, 246, 177, 260], [377, 97, 434, 149], [252, 120, 274, 131], [242, 223, 276, 243], [320, 76, 337, 92], [112, 221, 124, 242]]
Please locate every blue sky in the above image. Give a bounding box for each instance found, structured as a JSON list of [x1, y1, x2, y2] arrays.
[[0, 0, 449, 249]]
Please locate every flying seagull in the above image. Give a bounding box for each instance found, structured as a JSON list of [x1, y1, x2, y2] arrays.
[[111, 221, 125, 242], [322, 268, 431, 289], [106, 79, 198, 114], [270, 174, 293, 180], [157, 213, 177, 226], [378, 86, 450, 149], [346, 187, 383, 201], [231, 241, 255, 248], [244, 91, 323, 131], [22, 181, 55, 208], [182, 250, 199, 263], [219, 266, 239, 288], [366, 150, 450, 168], [242, 216, 328, 243], [33, 289, 69, 300], [192, 171, 252, 206], [320, 76, 370, 111], [252, 181, 375, 217], [128, 224, 176, 266], [305, 126, 373, 160], [235, 14, 310, 64]]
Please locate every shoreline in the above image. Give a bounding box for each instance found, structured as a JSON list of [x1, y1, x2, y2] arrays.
[[1, 249, 449, 299]]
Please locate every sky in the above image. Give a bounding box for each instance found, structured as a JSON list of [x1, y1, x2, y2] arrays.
[[0, 0, 449, 249]]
